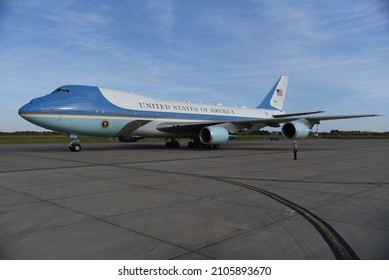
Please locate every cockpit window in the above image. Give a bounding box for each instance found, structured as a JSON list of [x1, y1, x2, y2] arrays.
[[52, 88, 70, 93]]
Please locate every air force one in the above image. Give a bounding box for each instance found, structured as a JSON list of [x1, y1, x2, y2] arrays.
[[19, 75, 377, 152]]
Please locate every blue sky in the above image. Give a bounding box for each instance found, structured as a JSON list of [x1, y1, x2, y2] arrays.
[[1, 0, 388, 132]]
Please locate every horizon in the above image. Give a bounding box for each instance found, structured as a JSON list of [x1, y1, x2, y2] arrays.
[[2, 129, 389, 135]]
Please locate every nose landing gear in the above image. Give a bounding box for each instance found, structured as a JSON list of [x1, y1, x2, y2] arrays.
[[69, 141, 81, 152], [69, 134, 81, 152]]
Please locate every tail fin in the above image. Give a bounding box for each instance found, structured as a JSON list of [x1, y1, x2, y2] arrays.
[[257, 75, 289, 111]]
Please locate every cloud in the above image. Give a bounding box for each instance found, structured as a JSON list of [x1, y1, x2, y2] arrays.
[[45, 11, 109, 27], [145, 0, 175, 43]]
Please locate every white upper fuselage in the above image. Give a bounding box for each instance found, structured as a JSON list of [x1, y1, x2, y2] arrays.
[[102, 88, 278, 118], [101, 87, 280, 137]]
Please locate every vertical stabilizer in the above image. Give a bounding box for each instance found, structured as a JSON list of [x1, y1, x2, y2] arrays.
[[257, 75, 289, 111]]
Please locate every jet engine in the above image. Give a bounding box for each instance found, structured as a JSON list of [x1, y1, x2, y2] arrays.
[[199, 126, 229, 145], [281, 121, 310, 139]]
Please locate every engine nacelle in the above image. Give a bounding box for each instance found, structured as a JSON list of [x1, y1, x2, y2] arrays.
[[199, 126, 229, 145], [281, 122, 310, 139], [117, 136, 143, 142]]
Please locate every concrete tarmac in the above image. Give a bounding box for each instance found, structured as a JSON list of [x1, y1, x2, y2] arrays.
[[0, 139, 388, 259]]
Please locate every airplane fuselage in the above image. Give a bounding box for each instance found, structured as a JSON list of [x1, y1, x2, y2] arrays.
[[19, 85, 278, 139]]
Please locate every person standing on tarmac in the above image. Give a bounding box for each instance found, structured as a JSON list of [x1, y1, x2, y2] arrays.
[[293, 141, 298, 160]]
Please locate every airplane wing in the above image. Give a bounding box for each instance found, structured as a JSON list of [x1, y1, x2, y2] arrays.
[[280, 114, 379, 128], [156, 114, 379, 134], [234, 114, 379, 127], [156, 121, 222, 133], [272, 111, 324, 118]]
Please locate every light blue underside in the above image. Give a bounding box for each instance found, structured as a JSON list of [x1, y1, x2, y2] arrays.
[[26, 115, 130, 136]]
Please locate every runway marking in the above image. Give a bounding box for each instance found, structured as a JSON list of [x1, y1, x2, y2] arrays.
[[0, 183, 195, 256], [108, 163, 361, 260], [1, 151, 363, 259], [205, 177, 360, 260], [1, 159, 386, 186]]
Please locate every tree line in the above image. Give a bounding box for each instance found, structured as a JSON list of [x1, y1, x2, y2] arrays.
[[322, 130, 389, 136], [0, 131, 66, 136], [255, 130, 389, 136]]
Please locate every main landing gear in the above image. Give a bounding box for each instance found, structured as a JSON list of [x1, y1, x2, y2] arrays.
[[188, 141, 220, 149], [164, 139, 220, 149], [187, 138, 220, 149], [69, 134, 81, 152], [165, 138, 180, 148]]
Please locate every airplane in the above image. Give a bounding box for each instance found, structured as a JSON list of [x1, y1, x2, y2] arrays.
[[18, 75, 378, 152]]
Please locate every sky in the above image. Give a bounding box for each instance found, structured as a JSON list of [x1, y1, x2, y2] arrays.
[[1, 0, 388, 132]]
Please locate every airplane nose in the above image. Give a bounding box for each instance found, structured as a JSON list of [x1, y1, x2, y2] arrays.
[[18, 103, 29, 115], [18, 97, 50, 128], [18, 103, 29, 117], [18, 98, 41, 118]]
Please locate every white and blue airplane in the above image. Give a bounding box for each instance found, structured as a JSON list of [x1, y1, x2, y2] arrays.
[[19, 75, 377, 152]]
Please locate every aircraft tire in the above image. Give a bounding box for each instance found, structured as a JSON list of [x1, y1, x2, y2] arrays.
[[73, 143, 81, 152], [69, 143, 81, 152], [166, 141, 179, 148]]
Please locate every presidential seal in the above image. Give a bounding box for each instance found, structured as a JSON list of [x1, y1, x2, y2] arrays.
[[101, 120, 110, 128]]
